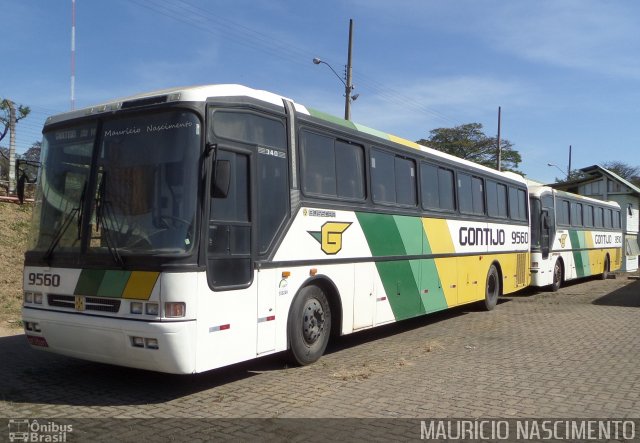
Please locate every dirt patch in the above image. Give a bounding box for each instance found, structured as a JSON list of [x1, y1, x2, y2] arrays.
[[0, 201, 33, 330]]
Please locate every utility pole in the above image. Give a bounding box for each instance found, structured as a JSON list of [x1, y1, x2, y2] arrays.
[[344, 19, 354, 121], [567, 145, 572, 180], [496, 106, 502, 171], [8, 100, 16, 194]]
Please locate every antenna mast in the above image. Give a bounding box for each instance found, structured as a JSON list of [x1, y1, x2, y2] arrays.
[[71, 0, 76, 110]]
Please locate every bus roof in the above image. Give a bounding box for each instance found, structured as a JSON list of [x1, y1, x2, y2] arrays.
[[45, 83, 526, 185], [528, 184, 621, 209]]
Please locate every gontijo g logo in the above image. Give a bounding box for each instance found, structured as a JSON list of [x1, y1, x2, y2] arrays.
[[308, 222, 352, 255]]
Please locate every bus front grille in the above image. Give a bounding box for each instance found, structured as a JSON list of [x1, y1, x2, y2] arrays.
[[47, 294, 121, 313], [516, 253, 527, 286]]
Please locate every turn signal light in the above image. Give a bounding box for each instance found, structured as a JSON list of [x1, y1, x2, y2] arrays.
[[165, 302, 186, 318]]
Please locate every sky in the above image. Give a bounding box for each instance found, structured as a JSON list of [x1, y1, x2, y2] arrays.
[[2, 0, 640, 183]]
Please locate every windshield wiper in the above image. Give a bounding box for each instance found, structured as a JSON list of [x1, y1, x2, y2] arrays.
[[96, 171, 125, 268], [43, 182, 87, 264]]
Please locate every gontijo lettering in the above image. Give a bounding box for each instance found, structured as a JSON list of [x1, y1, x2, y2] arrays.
[[459, 227, 506, 246]]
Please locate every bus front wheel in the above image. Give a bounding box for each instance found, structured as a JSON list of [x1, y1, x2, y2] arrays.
[[599, 256, 610, 280], [288, 285, 332, 366], [551, 260, 563, 292], [482, 264, 500, 311]]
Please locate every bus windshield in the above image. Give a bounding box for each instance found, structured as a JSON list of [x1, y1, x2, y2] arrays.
[[31, 110, 201, 258]]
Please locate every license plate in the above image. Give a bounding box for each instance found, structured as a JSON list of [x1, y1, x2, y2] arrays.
[[75, 295, 85, 311]]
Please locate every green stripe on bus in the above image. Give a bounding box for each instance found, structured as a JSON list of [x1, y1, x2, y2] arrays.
[[569, 230, 588, 278], [357, 212, 449, 319], [97, 270, 131, 298], [74, 269, 106, 296], [307, 108, 358, 131], [419, 233, 449, 313]]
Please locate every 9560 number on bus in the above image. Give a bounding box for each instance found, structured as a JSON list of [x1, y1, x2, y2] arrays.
[[27, 272, 61, 287]]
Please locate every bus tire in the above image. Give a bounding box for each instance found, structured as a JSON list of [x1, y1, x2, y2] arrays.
[[551, 259, 563, 292], [599, 255, 610, 280], [288, 285, 331, 366], [482, 264, 500, 311]]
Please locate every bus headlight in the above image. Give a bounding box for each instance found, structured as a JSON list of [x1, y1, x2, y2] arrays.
[[34, 293, 43, 304], [24, 292, 33, 303], [165, 302, 185, 318], [130, 302, 143, 315], [145, 303, 159, 316]]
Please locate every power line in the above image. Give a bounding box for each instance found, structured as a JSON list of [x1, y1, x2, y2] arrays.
[[126, 0, 460, 128]]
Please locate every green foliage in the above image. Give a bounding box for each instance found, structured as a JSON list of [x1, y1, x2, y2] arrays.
[[0, 99, 31, 144], [416, 123, 522, 173], [602, 161, 640, 187]]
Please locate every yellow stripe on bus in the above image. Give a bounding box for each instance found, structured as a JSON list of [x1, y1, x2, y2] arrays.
[[422, 218, 458, 307], [122, 271, 160, 300]]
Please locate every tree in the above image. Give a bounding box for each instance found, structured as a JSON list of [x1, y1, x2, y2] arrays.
[[555, 169, 587, 183], [416, 123, 522, 173], [0, 146, 8, 178], [602, 161, 640, 187], [0, 99, 30, 144], [18, 141, 42, 182], [22, 141, 42, 163]]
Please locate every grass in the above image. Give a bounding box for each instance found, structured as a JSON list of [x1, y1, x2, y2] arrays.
[[0, 201, 33, 329]]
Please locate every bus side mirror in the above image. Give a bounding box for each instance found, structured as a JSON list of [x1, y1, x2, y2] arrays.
[[211, 160, 230, 198], [541, 210, 550, 229]]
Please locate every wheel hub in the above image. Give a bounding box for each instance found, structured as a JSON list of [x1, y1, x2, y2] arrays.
[[302, 298, 325, 345]]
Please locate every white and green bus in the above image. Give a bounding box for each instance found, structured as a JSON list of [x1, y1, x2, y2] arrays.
[[529, 184, 622, 291], [23, 85, 530, 374]]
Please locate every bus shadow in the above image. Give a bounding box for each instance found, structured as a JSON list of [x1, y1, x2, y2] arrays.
[[0, 333, 285, 408], [592, 279, 640, 308], [325, 303, 474, 356], [0, 303, 487, 408]]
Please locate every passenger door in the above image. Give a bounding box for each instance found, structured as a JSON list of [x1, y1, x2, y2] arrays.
[[207, 148, 253, 289]]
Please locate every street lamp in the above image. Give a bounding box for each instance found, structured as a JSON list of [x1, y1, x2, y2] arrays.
[[312, 19, 356, 120], [548, 163, 569, 181], [312, 58, 358, 121]]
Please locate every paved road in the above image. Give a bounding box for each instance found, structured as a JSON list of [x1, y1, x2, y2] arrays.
[[1, 274, 639, 440]]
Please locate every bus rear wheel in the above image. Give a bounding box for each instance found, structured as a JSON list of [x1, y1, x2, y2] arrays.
[[482, 264, 500, 311], [599, 256, 610, 280], [551, 260, 563, 292], [288, 285, 332, 366]]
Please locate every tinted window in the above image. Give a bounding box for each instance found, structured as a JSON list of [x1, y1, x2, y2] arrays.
[[458, 173, 473, 214], [372, 150, 416, 206], [257, 148, 288, 253], [605, 209, 613, 228], [210, 150, 249, 222], [301, 131, 336, 196], [615, 211, 621, 229], [595, 207, 604, 228], [371, 149, 396, 203], [585, 205, 594, 227], [423, 164, 456, 212], [395, 157, 417, 206], [518, 189, 527, 221], [420, 163, 439, 209], [213, 111, 286, 148], [335, 141, 365, 199], [572, 202, 583, 227], [438, 168, 456, 211], [472, 176, 485, 215], [486, 181, 498, 217], [497, 184, 508, 217], [558, 200, 570, 225], [208, 150, 251, 288]]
